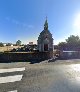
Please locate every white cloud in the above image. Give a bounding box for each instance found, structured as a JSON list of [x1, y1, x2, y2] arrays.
[[5, 17, 34, 30], [22, 23, 27, 27], [28, 25, 34, 28], [5, 17, 10, 21], [12, 19, 20, 25], [5, 17, 20, 25]]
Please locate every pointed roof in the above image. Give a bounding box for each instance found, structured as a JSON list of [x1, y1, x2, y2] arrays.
[[44, 17, 48, 30]]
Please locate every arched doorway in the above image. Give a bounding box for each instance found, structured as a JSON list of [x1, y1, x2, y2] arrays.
[[44, 44, 48, 51]]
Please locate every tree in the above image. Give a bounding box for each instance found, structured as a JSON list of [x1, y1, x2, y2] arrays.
[[66, 35, 80, 46], [0, 42, 4, 47], [58, 35, 80, 50], [58, 42, 67, 50], [6, 43, 11, 46], [16, 40, 21, 46]]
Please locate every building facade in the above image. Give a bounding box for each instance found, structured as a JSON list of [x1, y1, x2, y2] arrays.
[[37, 18, 54, 52]]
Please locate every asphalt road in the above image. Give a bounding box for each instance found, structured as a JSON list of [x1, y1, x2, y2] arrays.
[[0, 59, 80, 92]]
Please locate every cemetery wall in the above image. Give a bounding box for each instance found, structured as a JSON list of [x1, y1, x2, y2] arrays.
[[0, 51, 53, 62]]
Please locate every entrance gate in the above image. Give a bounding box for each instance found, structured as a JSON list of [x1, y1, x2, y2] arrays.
[[44, 44, 48, 51]]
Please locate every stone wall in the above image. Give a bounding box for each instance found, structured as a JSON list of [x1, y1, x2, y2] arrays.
[[0, 51, 53, 62], [59, 51, 80, 59]]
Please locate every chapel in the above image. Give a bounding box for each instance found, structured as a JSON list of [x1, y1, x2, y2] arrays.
[[37, 18, 54, 52]]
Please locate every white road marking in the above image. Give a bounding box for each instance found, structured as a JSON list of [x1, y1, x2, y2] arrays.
[[0, 75, 23, 84], [0, 67, 25, 73], [8, 90, 17, 92]]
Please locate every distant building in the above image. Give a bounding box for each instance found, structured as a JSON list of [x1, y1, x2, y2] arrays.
[[3, 43, 6, 46], [29, 42, 33, 45], [3, 43, 13, 46], [37, 18, 54, 52]]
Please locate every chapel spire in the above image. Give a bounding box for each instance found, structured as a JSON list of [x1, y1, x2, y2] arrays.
[[44, 17, 48, 30]]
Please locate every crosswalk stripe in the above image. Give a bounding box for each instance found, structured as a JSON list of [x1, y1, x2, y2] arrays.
[[8, 90, 17, 92], [0, 74, 23, 84], [0, 67, 25, 73], [0, 67, 25, 91]]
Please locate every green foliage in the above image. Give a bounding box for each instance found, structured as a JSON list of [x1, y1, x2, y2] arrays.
[[66, 35, 80, 45], [58, 42, 66, 46], [58, 35, 80, 50], [16, 40, 21, 46], [58, 42, 67, 50], [6, 43, 11, 46], [0, 42, 4, 47]]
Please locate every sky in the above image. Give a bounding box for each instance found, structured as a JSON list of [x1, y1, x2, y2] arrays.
[[0, 0, 80, 45]]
